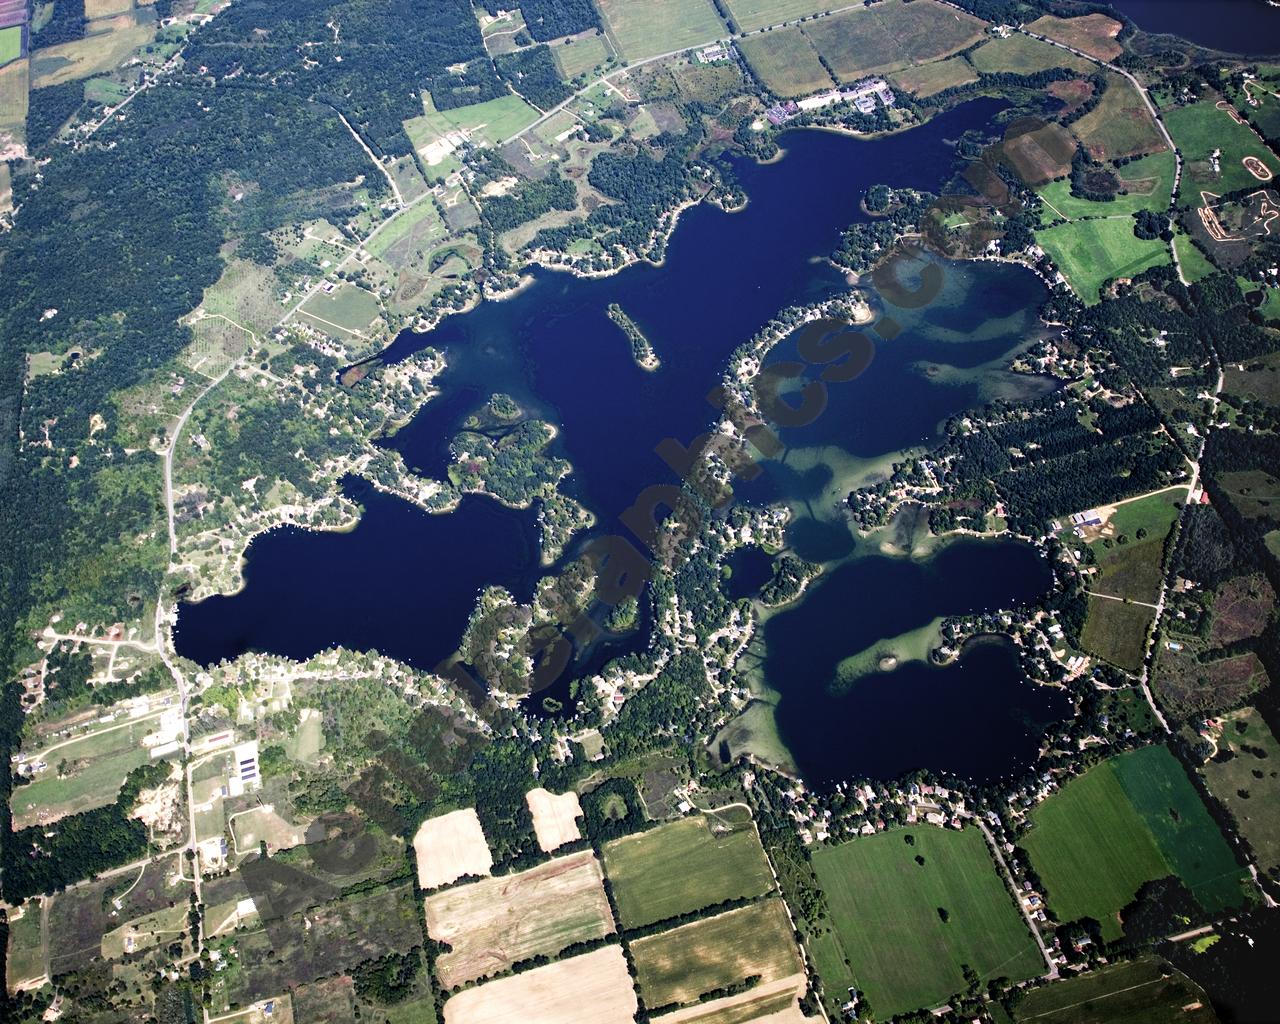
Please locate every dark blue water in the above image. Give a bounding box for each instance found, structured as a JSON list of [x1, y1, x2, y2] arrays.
[[176, 98, 1071, 781], [759, 540, 1071, 785], [1110, 0, 1280, 54], [724, 546, 776, 601]]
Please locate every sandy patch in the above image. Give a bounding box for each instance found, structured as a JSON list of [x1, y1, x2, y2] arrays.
[[426, 850, 614, 988], [525, 787, 584, 853], [442, 945, 637, 1024], [413, 808, 493, 890]]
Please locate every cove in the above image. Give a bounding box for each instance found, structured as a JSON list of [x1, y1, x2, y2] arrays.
[[176, 98, 1018, 677], [757, 539, 1072, 787]]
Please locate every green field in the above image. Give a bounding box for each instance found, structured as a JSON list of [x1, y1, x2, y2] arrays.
[[366, 198, 446, 262], [5, 903, 45, 988], [550, 32, 612, 80], [1021, 745, 1245, 940], [722, 0, 841, 32], [629, 899, 802, 1009], [598, 0, 726, 62], [1012, 956, 1219, 1024], [801, 6, 909, 79], [969, 33, 1090, 75], [0, 25, 21, 67], [738, 29, 833, 98], [891, 56, 977, 99], [1202, 708, 1280, 879], [601, 815, 774, 929], [809, 826, 1043, 1018], [1085, 489, 1183, 604], [1175, 229, 1217, 282], [1037, 150, 1176, 222], [298, 282, 383, 336], [1036, 216, 1171, 304], [1165, 98, 1280, 201], [405, 92, 541, 152]]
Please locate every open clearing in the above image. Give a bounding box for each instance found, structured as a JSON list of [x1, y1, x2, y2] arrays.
[[1013, 955, 1218, 1024], [0, 25, 20, 66], [809, 826, 1041, 1017], [551, 32, 612, 81], [1036, 149, 1175, 221], [737, 29, 833, 98], [1036, 216, 1170, 304], [526, 787, 584, 852], [441, 945, 637, 1024], [602, 814, 774, 929], [597, 0, 726, 63], [413, 807, 493, 890], [723, 0, 841, 32], [5, 901, 45, 991], [30, 21, 155, 88], [1202, 707, 1280, 880], [969, 33, 1091, 75], [630, 899, 803, 1010], [1026, 13, 1123, 61], [1071, 74, 1166, 161], [425, 850, 615, 988], [891, 57, 977, 99], [11, 744, 154, 828], [1080, 595, 1155, 672], [405, 92, 540, 160], [297, 281, 382, 336], [1021, 745, 1244, 941]]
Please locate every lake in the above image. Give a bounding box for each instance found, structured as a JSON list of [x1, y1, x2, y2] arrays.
[[176, 98, 1069, 783], [1109, 0, 1280, 54]]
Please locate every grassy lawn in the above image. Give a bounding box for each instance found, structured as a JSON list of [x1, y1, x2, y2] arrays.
[[0, 25, 21, 67], [810, 826, 1042, 1017], [738, 28, 833, 98], [1036, 217, 1170, 304], [601, 815, 774, 929], [629, 899, 802, 1009], [1165, 98, 1280, 201], [1022, 746, 1244, 941], [891, 56, 977, 99], [30, 21, 155, 87], [969, 33, 1090, 75], [1071, 74, 1167, 161], [597, 0, 726, 62], [1036, 150, 1175, 222], [723, 0, 843, 31], [1202, 708, 1280, 879], [5, 903, 45, 988], [11, 745, 153, 826], [1012, 956, 1218, 1024]]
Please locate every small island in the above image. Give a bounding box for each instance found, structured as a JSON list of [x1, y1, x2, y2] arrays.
[[606, 303, 660, 372]]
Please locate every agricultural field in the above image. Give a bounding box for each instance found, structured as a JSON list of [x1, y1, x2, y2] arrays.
[[366, 198, 447, 263], [629, 899, 803, 1010], [0, 24, 20, 66], [723, 0, 842, 32], [440, 945, 637, 1024], [1083, 488, 1184, 604], [1202, 707, 1280, 881], [652, 983, 808, 1024], [869, 0, 986, 65], [597, 0, 726, 63], [809, 826, 1042, 1018], [413, 807, 493, 890], [601, 814, 774, 929], [801, 6, 907, 79], [526, 787, 584, 852], [1165, 98, 1280, 201], [0, 57, 29, 139], [5, 901, 46, 990], [1025, 12, 1124, 61], [1012, 956, 1219, 1024], [890, 56, 977, 99], [1036, 216, 1170, 304], [1036, 149, 1176, 221], [968, 33, 1091, 75], [737, 29, 833, 99], [551, 32, 613, 81], [425, 850, 615, 988], [1002, 122, 1076, 186], [1071, 75, 1166, 161], [1021, 745, 1245, 940]]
